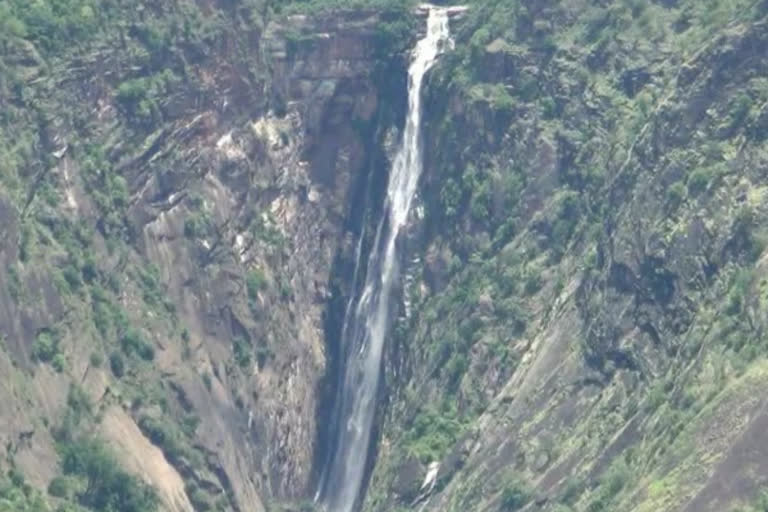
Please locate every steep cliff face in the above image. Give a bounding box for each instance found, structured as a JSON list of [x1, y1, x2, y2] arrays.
[[0, 2, 411, 510], [365, 2, 768, 512], [6, 1, 768, 512]]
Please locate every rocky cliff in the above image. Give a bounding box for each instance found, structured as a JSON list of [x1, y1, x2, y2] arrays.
[[4, 1, 768, 512], [0, 2, 412, 510], [364, 2, 768, 512]]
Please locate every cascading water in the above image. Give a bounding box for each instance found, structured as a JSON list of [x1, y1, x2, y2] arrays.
[[316, 7, 454, 512]]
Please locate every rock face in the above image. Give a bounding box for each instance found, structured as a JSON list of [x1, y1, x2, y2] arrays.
[[363, 5, 768, 512], [0, 3, 410, 510], [5, 2, 768, 512]]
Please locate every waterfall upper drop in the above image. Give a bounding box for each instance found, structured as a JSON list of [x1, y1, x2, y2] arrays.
[[316, 7, 454, 512]]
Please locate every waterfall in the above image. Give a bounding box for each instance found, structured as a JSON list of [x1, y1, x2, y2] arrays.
[[317, 7, 454, 512]]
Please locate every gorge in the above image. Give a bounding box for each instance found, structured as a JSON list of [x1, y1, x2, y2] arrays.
[[315, 7, 454, 511], [3, 1, 768, 512]]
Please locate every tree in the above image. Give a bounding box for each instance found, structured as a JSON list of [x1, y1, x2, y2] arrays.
[[59, 438, 158, 512]]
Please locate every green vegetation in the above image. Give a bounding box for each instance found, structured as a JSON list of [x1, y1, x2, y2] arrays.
[[138, 415, 202, 467], [365, 0, 768, 510], [31, 331, 58, 364], [499, 479, 530, 511], [737, 490, 768, 512], [120, 328, 155, 361], [585, 460, 630, 512], [402, 402, 464, 463], [4, 0, 768, 511], [233, 336, 252, 369], [0, 469, 49, 512], [246, 268, 267, 312], [274, 0, 415, 15], [202, 372, 212, 392], [109, 352, 125, 378], [58, 437, 158, 512]]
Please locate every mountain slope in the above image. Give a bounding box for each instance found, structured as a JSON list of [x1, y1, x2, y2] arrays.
[[364, 2, 768, 512], [3, 1, 768, 512], [0, 1, 414, 510]]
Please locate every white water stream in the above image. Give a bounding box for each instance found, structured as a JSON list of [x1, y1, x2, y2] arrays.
[[316, 7, 454, 512]]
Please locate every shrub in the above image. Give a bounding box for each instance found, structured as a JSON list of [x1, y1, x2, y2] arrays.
[[62, 264, 83, 290], [32, 331, 58, 362], [138, 416, 200, 467], [58, 437, 158, 512], [541, 96, 557, 119], [440, 178, 462, 218], [181, 328, 192, 360], [89, 352, 103, 367], [445, 354, 469, 387], [728, 93, 753, 131], [560, 477, 585, 505], [725, 269, 752, 316], [470, 181, 492, 222], [500, 480, 530, 511], [188, 485, 213, 511], [233, 337, 251, 369], [687, 168, 711, 196], [48, 476, 69, 498], [665, 181, 686, 210], [587, 459, 630, 511], [524, 270, 543, 296], [117, 78, 150, 106], [120, 329, 155, 361], [202, 372, 212, 392], [7, 264, 21, 301], [52, 353, 66, 373], [183, 213, 212, 239], [246, 269, 267, 301], [403, 404, 463, 463], [109, 352, 125, 378]]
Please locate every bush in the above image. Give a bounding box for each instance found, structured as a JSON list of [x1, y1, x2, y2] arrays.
[[89, 352, 103, 367], [728, 93, 753, 131], [500, 480, 530, 511], [524, 270, 543, 296], [725, 270, 752, 316], [58, 437, 158, 512], [371, 6, 417, 58], [470, 181, 491, 222], [52, 353, 66, 373], [120, 329, 155, 361], [445, 354, 469, 387], [440, 178, 462, 218], [403, 404, 463, 463], [587, 459, 630, 511], [183, 213, 212, 239], [138, 416, 199, 466], [233, 337, 251, 369], [32, 331, 58, 362], [687, 168, 712, 196], [560, 477, 585, 505], [202, 372, 212, 392], [7, 264, 21, 301], [48, 476, 69, 498], [665, 181, 686, 210], [188, 485, 213, 511], [109, 352, 125, 378], [541, 96, 558, 119], [62, 264, 83, 291], [246, 269, 267, 301]]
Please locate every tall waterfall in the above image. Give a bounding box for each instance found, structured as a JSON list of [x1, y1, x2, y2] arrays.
[[317, 7, 454, 512]]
